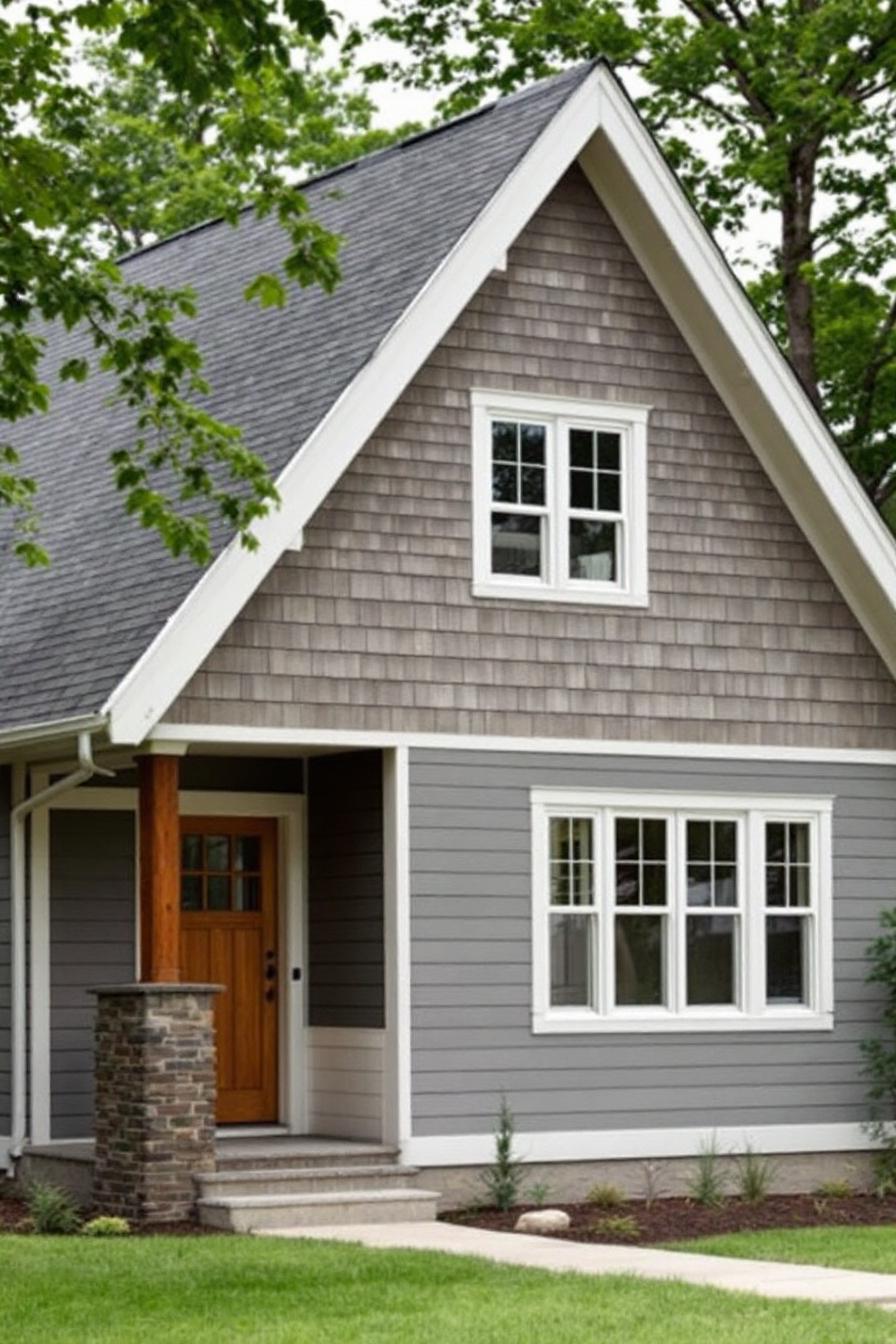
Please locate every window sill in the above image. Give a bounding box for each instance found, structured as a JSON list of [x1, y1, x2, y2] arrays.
[[472, 581, 649, 608], [532, 1010, 834, 1034]]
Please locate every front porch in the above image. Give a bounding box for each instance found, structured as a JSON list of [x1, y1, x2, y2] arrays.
[[18, 742, 410, 1220]]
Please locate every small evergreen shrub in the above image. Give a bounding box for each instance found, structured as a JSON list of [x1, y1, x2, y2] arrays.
[[81, 1216, 131, 1237], [639, 1159, 667, 1209], [480, 1095, 523, 1211], [589, 1213, 640, 1241], [25, 1181, 81, 1235], [687, 1136, 727, 1208], [585, 1183, 625, 1209], [526, 1182, 550, 1208], [813, 1178, 855, 1200], [737, 1145, 775, 1203]]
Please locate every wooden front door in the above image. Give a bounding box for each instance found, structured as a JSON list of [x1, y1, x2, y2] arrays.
[[179, 816, 279, 1124]]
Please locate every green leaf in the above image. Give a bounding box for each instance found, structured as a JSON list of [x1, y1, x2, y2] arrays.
[[244, 272, 287, 309]]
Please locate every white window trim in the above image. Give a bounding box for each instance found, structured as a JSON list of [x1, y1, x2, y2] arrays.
[[471, 388, 650, 607], [531, 787, 834, 1034]]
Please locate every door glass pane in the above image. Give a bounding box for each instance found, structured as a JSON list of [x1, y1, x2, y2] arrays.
[[550, 913, 593, 1007], [207, 875, 231, 911], [205, 835, 230, 871], [235, 835, 261, 872], [569, 519, 616, 581], [767, 915, 808, 1004], [181, 834, 202, 871], [181, 874, 203, 911], [615, 915, 665, 1007], [491, 512, 541, 576], [234, 875, 261, 913], [687, 915, 736, 1005]]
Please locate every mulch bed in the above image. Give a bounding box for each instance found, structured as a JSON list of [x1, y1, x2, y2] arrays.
[[0, 1188, 227, 1236], [443, 1193, 896, 1245]]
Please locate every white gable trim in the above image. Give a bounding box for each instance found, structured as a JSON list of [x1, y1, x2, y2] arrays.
[[102, 64, 896, 746], [102, 68, 609, 745]]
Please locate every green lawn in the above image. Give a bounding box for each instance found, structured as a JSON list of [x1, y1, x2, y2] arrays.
[[668, 1225, 896, 1276], [0, 1235, 894, 1344]]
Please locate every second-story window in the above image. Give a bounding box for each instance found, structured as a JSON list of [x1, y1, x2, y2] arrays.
[[472, 390, 649, 606]]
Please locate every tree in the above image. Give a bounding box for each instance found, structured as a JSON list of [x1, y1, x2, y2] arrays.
[[0, 0, 371, 568], [358, 1, 896, 511]]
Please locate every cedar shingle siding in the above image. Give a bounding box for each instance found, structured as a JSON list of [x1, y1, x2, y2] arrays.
[[168, 167, 896, 748]]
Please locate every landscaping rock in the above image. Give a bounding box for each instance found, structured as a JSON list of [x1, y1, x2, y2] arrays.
[[514, 1209, 571, 1234]]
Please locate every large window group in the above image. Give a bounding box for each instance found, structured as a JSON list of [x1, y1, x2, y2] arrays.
[[532, 789, 833, 1033]]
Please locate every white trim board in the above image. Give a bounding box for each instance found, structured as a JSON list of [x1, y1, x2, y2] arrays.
[[149, 723, 896, 767], [98, 62, 896, 747], [403, 1122, 875, 1168]]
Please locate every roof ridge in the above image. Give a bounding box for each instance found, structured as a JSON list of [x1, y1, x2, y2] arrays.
[[115, 60, 601, 267]]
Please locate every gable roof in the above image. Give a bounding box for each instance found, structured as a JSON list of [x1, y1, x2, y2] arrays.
[[2, 60, 896, 748]]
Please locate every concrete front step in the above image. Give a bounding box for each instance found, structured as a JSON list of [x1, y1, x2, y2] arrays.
[[215, 1140, 400, 1172], [197, 1163, 421, 1199], [198, 1187, 441, 1232]]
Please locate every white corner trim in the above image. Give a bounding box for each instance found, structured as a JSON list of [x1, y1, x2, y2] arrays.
[[148, 723, 896, 766], [28, 777, 51, 1147], [101, 67, 610, 746], [382, 746, 412, 1148], [402, 1122, 875, 1168]]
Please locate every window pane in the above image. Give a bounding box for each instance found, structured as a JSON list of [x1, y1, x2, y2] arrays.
[[597, 432, 620, 470], [235, 835, 261, 872], [234, 875, 261, 913], [205, 835, 229, 871], [616, 915, 665, 1007], [791, 865, 810, 907], [207, 875, 230, 911], [615, 862, 640, 906], [550, 864, 570, 906], [550, 913, 593, 1007], [181, 874, 202, 911], [491, 421, 517, 461], [789, 822, 810, 864], [491, 462, 517, 503], [520, 423, 546, 463], [643, 864, 667, 906], [715, 821, 737, 863], [491, 512, 541, 576], [520, 465, 546, 506], [550, 817, 570, 862], [570, 817, 592, 863], [570, 469, 593, 509], [571, 862, 594, 906], [766, 864, 787, 906], [687, 821, 710, 862], [687, 864, 712, 907], [615, 817, 639, 860], [570, 428, 594, 468], [687, 915, 736, 1006], [597, 472, 621, 513], [766, 822, 786, 863], [569, 519, 616, 581], [181, 834, 202, 871], [767, 915, 808, 1004], [714, 865, 737, 907], [643, 819, 666, 861]]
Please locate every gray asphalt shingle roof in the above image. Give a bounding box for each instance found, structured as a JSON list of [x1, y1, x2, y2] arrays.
[[0, 62, 594, 734]]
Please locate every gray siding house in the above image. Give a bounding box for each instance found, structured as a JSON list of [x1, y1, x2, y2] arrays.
[[3, 60, 896, 1219]]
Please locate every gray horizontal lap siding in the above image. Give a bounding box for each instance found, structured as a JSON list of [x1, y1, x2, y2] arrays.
[[50, 811, 136, 1139], [408, 748, 893, 1138], [308, 751, 385, 1029], [0, 767, 9, 1132]]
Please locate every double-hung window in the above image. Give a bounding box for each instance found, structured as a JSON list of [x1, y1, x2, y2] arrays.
[[533, 789, 833, 1033], [471, 390, 649, 606]]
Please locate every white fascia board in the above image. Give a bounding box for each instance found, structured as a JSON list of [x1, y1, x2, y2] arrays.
[[582, 71, 896, 678], [102, 68, 609, 746], [403, 1121, 874, 1168], [149, 721, 896, 766]]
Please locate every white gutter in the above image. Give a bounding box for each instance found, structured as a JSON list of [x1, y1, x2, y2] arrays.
[[0, 713, 107, 754], [8, 731, 113, 1171]]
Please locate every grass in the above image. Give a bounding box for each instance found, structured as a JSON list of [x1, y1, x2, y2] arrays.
[[0, 1234, 894, 1343], [668, 1225, 896, 1276]]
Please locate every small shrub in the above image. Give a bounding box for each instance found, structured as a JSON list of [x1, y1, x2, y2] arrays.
[[813, 1178, 855, 1200], [81, 1216, 131, 1238], [586, 1183, 625, 1209], [526, 1182, 551, 1208], [480, 1094, 523, 1212], [737, 1145, 775, 1203], [862, 910, 896, 1181], [640, 1159, 667, 1210], [590, 1213, 640, 1242], [687, 1135, 727, 1208], [25, 1181, 81, 1235]]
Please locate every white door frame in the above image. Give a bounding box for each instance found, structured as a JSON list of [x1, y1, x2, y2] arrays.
[[28, 779, 307, 1144]]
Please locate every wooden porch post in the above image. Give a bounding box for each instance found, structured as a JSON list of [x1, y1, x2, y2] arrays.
[[137, 753, 181, 982]]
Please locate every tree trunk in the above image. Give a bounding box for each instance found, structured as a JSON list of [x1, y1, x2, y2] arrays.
[[780, 143, 821, 407]]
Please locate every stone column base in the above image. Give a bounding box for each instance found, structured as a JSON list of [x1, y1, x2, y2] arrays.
[[91, 983, 221, 1223]]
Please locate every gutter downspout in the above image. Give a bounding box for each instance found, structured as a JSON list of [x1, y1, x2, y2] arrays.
[[8, 731, 114, 1172]]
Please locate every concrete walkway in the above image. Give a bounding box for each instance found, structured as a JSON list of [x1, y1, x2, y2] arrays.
[[261, 1220, 896, 1307]]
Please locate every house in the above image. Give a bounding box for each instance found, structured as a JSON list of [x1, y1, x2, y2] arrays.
[[2, 59, 896, 1227]]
